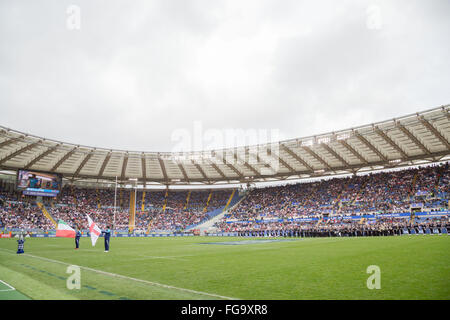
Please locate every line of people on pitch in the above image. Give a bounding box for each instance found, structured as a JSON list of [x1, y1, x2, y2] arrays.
[[235, 223, 449, 238], [74, 226, 111, 252]]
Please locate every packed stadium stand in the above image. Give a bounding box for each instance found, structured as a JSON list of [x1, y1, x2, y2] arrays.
[[212, 162, 449, 235], [0, 185, 235, 233], [0, 106, 449, 236], [0, 163, 448, 236]]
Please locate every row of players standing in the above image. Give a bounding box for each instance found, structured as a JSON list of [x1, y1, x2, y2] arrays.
[[236, 223, 449, 238]]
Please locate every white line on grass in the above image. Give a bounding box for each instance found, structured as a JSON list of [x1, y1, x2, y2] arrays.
[[140, 254, 197, 260], [0, 248, 238, 300], [128, 255, 189, 262], [0, 279, 16, 292]]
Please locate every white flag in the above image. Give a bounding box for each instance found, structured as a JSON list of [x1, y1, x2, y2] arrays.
[[86, 214, 102, 246]]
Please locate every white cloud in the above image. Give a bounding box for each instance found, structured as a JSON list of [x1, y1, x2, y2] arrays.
[[0, 0, 449, 152]]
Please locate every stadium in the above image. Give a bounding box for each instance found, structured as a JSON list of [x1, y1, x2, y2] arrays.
[[0, 1, 449, 305], [0, 105, 449, 300]]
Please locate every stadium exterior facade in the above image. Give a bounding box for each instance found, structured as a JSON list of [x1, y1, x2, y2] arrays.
[[0, 105, 449, 188]]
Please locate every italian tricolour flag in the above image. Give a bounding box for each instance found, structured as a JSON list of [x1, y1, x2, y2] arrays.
[[56, 220, 76, 238]]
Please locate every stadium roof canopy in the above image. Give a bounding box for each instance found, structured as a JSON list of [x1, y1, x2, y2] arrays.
[[1, 105, 449, 187]]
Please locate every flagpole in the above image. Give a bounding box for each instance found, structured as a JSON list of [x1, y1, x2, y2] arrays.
[[134, 182, 137, 233], [113, 176, 117, 236]]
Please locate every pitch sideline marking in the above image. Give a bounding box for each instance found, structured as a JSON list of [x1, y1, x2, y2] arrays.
[[0, 279, 16, 292], [0, 248, 238, 300]]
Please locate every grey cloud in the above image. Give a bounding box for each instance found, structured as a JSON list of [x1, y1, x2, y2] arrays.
[[0, 0, 449, 152]]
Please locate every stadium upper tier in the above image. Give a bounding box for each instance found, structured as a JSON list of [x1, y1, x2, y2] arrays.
[[0, 105, 449, 186]]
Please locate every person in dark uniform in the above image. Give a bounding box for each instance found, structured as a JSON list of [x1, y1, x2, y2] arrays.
[[75, 228, 81, 249], [17, 233, 25, 254], [102, 226, 111, 252]]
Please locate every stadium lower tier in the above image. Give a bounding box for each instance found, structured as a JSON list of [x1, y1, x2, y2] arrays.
[[0, 163, 448, 233], [214, 217, 449, 237], [0, 188, 234, 232], [221, 163, 449, 222]]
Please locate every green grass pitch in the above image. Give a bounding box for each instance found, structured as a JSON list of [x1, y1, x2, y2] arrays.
[[0, 236, 448, 300]]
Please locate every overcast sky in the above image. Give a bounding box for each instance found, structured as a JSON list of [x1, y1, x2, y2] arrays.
[[0, 0, 449, 152]]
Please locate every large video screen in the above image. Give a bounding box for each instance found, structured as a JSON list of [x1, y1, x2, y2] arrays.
[[17, 170, 62, 197]]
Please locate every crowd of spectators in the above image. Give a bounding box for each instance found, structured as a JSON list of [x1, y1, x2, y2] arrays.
[[0, 185, 233, 232], [0, 201, 54, 231], [134, 189, 232, 232], [1, 163, 448, 234], [215, 163, 449, 233]]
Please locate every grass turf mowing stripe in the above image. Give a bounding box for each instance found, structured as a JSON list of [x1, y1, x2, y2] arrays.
[[0, 247, 239, 300], [18, 263, 130, 299], [1, 250, 213, 300], [0, 260, 78, 300]]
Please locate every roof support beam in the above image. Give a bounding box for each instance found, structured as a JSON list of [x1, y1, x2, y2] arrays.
[[157, 156, 168, 183], [264, 147, 296, 174], [374, 127, 408, 160], [191, 160, 208, 181], [213, 151, 243, 179], [255, 153, 276, 175], [320, 143, 350, 167], [276, 155, 295, 173], [354, 132, 388, 162], [418, 116, 450, 150], [98, 152, 112, 177], [210, 162, 228, 181], [178, 162, 189, 182], [396, 123, 431, 155], [121, 153, 129, 181], [24, 144, 61, 169], [141, 154, 147, 185], [302, 146, 333, 171], [73, 151, 94, 177], [280, 144, 314, 173], [338, 139, 369, 164], [51, 147, 77, 172], [0, 140, 42, 165], [237, 149, 260, 176], [0, 136, 25, 150], [226, 162, 244, 178]]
